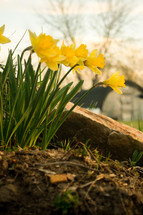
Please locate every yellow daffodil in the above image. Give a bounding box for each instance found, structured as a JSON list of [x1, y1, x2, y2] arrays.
[[72, 38, 88, 62], [73, 43, 88, 73], [29, 30, 58, 57], [75, 44, 88, 60], [60, 41, 79, 67], [61, 39, 88, 74], [71, 38, 88, 73], [0, 25, 11, 44], [102, 71, 125, 94], [84, 49, 105, 74], [43, 46, 65, 71], [29, 30, 65, 70]]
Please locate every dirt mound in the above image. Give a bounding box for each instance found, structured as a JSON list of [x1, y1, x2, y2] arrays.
[[0, 148, 143, 215]]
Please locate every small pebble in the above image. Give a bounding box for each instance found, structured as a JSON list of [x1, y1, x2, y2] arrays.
[[24, 163, 29, 168], [2, 160, 8, 170], [0, 151, 4, 156]]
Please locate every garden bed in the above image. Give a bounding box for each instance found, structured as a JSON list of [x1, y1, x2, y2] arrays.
[[0, 145, 143, 215]]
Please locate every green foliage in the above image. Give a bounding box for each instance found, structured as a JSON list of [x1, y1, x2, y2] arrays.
[[0, 50, 84, 149], [88, 101, 97, 110], [94, 149, 103, 170], [137, 117, 143, 131], [119, 119, 143, 131], [76, 139, 91, 157], [56, 139, 72, 151], [129, 150, 143, 167], [54, 190, 79, 214]]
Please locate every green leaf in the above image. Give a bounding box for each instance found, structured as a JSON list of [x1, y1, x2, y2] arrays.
[[0, 92, 4, 143]]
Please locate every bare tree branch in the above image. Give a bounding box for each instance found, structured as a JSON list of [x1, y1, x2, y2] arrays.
[[91, 0, 136, 54], [36, 0, 85, 43]]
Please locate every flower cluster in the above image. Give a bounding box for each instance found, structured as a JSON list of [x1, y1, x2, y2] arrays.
[[0, 25, 125, 95], [29, 30, 105, 74], [29, 30, 125, 94]]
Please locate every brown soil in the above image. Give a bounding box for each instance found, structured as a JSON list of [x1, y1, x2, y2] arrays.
[[0, 144, 143, 215]]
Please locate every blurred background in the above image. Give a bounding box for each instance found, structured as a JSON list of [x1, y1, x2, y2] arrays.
[[1, 0, 143, 122]]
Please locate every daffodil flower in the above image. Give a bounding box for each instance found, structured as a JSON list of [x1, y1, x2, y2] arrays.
[[60, 38, 88, 74], [29, 30, 65, 71], [84, 49, 105, 74], [102, 71, 125, 94], [60, 41, 78, 67], [72, 38, 88, 62], [29, 30, 58, 56], [0, 25, 11, 44], [60, 41, 79, 73]]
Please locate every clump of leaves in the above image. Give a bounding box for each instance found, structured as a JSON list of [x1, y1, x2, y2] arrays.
[[0, 50, 84, 150], [137, 117, 143, 131], [75, 139, 91, 158], [54, 190, 79, 214], [93, 149, 103, 170], [54, 138, 72, 151], [129, 150, 143, 167]]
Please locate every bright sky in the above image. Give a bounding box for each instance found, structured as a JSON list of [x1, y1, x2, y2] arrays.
[[0, 0, 143, 60]]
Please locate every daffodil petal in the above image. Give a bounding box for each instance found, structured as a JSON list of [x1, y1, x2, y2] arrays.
[[111, 87, 123, 94], [0, 25, 5, 34], [89, 49, 98, 57], [89, 66, 102, 74], [46, 61, 59, 71], [0, 35, 11, 44], [0, 25, 11, 44]]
